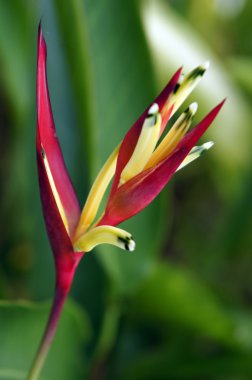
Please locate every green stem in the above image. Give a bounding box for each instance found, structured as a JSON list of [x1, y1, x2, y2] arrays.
[[26, 288, 69, 380]]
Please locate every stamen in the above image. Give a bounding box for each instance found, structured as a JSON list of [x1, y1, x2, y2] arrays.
[[42, 146, 70, 235], [119, 103, 161, 185], [74, 225, 136, 252], [146, 102, 198, 169], [74, 144, 120, 241], [176, 141, 214, 171]]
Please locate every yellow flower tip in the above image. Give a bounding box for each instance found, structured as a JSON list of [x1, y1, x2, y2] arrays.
[[148, 102, 159, 116], [202, 141, 214, 150], [119, 103, 161, 185], [202, 60, 210, 70], [144, 102, 160, 128], [190, 141, 214, 158], [118, 235, 136, 252], [176, 141, 214, 172], [188, 102, 198, 116], [186, 61, 210, 82], [73, 225, 136, 253], [171, 73, 184, 95], [170, 62, 209, 117], [177, 102, 198, 128]]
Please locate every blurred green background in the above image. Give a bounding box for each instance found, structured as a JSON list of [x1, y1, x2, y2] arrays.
[[0, 0, 252, 379]]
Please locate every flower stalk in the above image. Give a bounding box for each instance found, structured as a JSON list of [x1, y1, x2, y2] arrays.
[[27, 260, 79, 380], [27, 288, 69, 380]]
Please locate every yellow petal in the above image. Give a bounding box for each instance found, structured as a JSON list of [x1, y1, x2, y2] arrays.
[[120, 103, 161, 185], [74, 144, 120, 241], [74, 225, 136, 252]]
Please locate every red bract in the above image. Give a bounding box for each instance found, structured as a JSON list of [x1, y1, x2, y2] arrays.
[[36, 25, 83, 292]]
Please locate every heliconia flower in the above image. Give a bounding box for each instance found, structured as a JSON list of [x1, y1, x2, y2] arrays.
[[28, 24, 224, 380]]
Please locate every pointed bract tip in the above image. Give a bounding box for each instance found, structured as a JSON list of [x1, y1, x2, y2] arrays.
[[214, 98, 226, 114], [175, 66, 183, 76], [38, 21, 43, 42], [37, 22, 47, 57], [37, 21, 47, 61]]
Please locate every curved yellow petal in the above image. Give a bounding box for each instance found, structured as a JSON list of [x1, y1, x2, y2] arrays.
[[74, 225, 136, 252], [74, 144, 120, 241]]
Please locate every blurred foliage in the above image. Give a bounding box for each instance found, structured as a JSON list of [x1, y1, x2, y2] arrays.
[[0, 0, 252, 379], [0, 300, 90, 379]]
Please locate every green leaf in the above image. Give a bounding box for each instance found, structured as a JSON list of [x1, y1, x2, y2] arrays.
[[123, 350, 252, 380], [52, 0, 97, 175], [0, 299, 91, 380], [0, 0, 35, 122], [130, 263, 252, 349]]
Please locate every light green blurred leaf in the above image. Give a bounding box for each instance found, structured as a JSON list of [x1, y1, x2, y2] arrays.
[[0, 0, 35, 122], [228, 56, 252, 94], [0, 299, 90, 380]]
